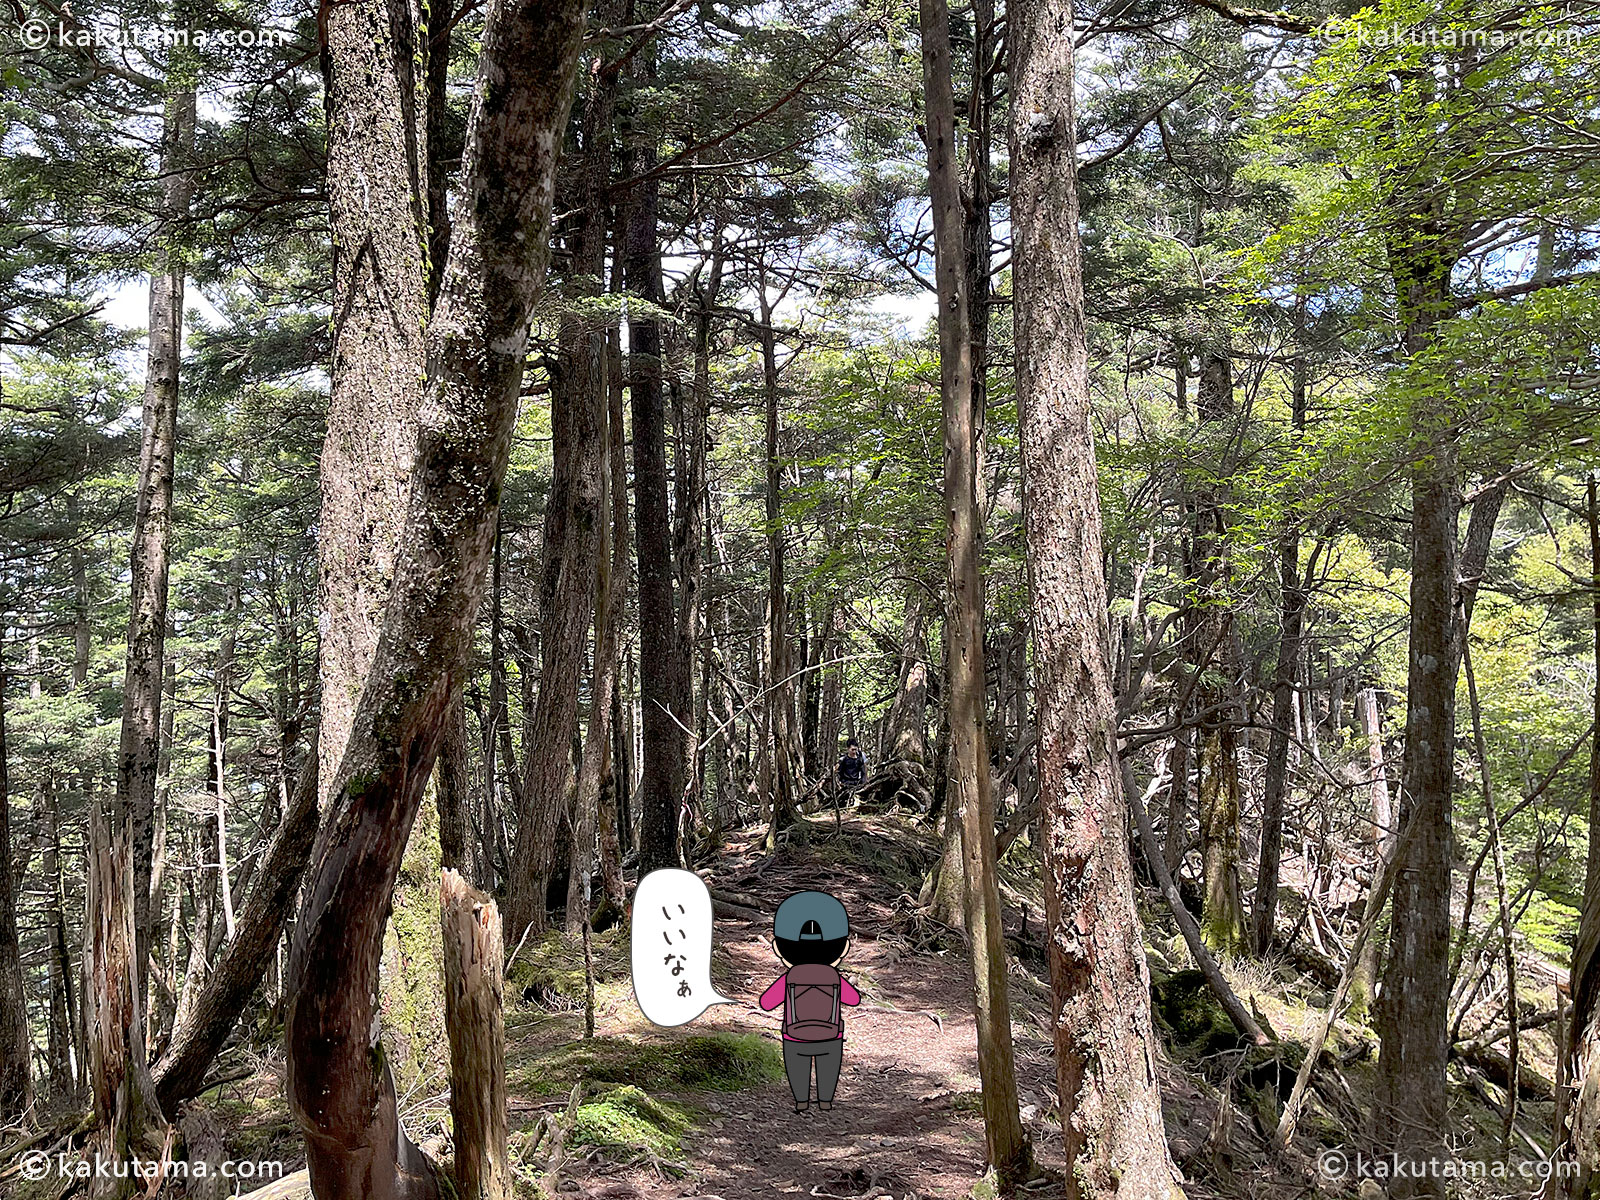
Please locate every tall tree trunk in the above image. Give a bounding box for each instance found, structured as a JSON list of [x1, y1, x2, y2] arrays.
[[1009, 0, 1184, 1191], [1373, 233, 1459, 1198], [1253, 341, 1309, 955], [921, 0, 1029, 1180], [567, 114, 628, 928], [1193, 348, 1245, 956], [0, 652, 30, 1116], [674, 248, 721, 807], [90, 80, 196, 1188], [759, 284, 798, 847], [594, 317, 632, 917], [504, 84, 610, 937], [285, 1, 584, 1195], [115, 77, 196, 1019], [623, 65, 686, 874]]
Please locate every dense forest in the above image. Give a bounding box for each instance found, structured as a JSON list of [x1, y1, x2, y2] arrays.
[[1, 0, 1598, 1195]]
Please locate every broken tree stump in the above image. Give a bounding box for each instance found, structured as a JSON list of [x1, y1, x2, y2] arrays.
[[441, 869, 509, 1200]]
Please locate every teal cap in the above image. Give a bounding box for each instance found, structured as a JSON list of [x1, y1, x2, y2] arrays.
[[774, 891, 848, 941]]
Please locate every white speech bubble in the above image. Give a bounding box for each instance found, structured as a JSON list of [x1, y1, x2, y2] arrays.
[[631, 869, 736, 1026]]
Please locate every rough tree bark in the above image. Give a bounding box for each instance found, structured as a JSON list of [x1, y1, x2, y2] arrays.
[[623, 64, 687, 873], [504, 69, 610, 938], [1373, 224, 1459, 1198], [1009, 0, 1186, 1191], [921, 0, 1029, 1180], [316, 0, 434, 803], [441, 870, 509, 1200], [284, 0, 584, 1196]]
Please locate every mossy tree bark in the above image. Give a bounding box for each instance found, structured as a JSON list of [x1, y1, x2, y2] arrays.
[[1009, 0, 1186, 1190], [284, 0, 585, 1195]]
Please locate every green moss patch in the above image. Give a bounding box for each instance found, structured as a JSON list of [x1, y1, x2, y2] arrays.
[[570, 1085, 692, 1157], [1151, 969, 1249, 1061], [511, 1032, 784, 1098], [508, 927, 629, 1007]]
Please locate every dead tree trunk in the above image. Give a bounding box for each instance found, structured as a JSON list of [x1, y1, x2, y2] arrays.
[[284, 1, 584, 1196], [441, 870, 509, 1200], [1009, 0, 1186, 1190]]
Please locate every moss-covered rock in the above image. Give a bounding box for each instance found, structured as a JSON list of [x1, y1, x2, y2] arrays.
[[571, 1085, 692, 1156], [1151, 969, 1248, 1060]]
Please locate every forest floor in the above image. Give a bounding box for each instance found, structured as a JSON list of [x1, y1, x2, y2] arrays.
[[487, 810, 1363, 1200], [146, 807, 1559, 1200]]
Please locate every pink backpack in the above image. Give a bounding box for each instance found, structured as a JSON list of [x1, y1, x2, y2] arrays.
[[782, 964, 843, 1041]]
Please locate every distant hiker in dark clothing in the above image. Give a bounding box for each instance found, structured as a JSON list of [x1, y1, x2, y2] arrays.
[[837, 739, 867, 793], [758, 891, 860, 1112]]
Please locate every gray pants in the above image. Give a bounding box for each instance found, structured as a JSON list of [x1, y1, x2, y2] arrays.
[[783, 1038, 843, 1104]]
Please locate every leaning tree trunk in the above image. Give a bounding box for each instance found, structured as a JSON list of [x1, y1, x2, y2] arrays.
[[284, 2, 584, 1196], [1009, 0, 1185, 1191], [921, 0, 1029, 1181]]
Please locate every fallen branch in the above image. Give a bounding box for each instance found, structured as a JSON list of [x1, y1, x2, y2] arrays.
[[1122, 758, 1269, 1047]]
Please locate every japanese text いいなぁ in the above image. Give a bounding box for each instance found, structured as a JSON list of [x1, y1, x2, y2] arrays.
[[631, 869, 735, 1026]]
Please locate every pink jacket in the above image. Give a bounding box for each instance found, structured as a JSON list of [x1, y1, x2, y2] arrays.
[[759, 972, 861, 1040]]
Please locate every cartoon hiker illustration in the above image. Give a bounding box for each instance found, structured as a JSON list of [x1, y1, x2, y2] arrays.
[[758, 891, 860, 1113]]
